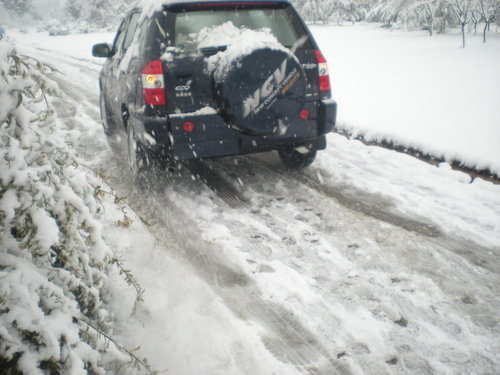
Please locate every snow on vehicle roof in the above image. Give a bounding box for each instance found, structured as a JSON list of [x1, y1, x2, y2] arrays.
[[138, 0, 287, 17]]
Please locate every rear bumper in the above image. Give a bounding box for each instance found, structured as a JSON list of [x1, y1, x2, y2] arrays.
[[130, 99, 337, 160], [171, 134, 327, 160]]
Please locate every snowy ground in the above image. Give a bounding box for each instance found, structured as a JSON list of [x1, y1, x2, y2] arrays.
[[312, 23, 500, 176], [8, 25, 500, 374]]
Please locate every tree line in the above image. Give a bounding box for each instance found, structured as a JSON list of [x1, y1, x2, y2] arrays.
[[1, 0, 498, 46], [290, 0, 499, 46], [0, 0, 135, 30]]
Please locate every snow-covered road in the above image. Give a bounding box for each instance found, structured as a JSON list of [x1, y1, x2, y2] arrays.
[[12, 31, 500, 375]]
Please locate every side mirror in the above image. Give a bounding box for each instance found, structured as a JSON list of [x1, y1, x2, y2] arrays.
[[92, 43, 112, 58]]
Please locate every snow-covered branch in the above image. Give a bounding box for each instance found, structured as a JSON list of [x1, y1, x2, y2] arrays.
[[0, 38, 149, 374]]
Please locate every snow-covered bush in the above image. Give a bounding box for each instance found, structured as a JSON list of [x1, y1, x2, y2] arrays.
[[0, 39, 145, 374], [44, 19, 70, 36]]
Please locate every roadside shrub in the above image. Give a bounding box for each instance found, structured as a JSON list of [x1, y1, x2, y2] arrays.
[[0, 39, 146, 374]]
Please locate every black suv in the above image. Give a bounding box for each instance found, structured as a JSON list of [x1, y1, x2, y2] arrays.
[[92, 0, 337, 173]]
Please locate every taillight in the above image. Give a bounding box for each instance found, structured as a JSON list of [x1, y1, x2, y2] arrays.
[[142, 60, 166, 106], [314, 50, 331, 92], [182, 121, 195, 133], [299, 109, 310, 120]]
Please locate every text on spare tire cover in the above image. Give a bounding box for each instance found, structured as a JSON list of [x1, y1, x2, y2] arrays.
[[242, 58, 301, 119]]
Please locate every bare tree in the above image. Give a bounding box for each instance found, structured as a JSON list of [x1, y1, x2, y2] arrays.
[[369, 0, 416, 26], [414, 0, 441, 35], [476, 0, 499, 42], [293, 0, 378, 23], [470, 6, 481, 34], [65, 2, 82, 20], [442, 0, 477, 47]]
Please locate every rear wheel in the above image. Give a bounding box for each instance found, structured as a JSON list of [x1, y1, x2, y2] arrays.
[[278, 147, 317, 169], [99, 93, 117, 136], [127, 124, 144, 175], [127, 124, 169, 189], [100, 93, 122, 152]]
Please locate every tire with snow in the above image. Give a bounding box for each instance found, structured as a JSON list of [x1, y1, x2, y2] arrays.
[[278, 146, 317, 169], [127, 123, 169, 189], [99, 93, 117, 136], [215, 48, 306, 135], [127, 123, 147, 177]]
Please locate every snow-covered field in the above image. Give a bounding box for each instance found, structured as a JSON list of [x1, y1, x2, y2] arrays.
[[313, 24, 500, 176], [7, 24, 500, 374]]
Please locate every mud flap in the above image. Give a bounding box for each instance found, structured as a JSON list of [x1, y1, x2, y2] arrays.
[[317, 99, 337, 135]]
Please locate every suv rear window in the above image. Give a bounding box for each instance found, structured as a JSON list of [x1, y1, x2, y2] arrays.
[[173, 7, 308, 50]]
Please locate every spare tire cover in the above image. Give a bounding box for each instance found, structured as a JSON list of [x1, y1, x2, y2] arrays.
[[215, 48, 306, 135]]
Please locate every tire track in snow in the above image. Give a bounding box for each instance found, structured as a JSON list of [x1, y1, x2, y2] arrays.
[[214, 152, 500, 278], [184, 160, 249, 208], [246, 155, 442, 237], [244, 154, 500, 274], [90, 164, 348, 375], [199, 154, 500, 374]]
